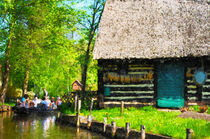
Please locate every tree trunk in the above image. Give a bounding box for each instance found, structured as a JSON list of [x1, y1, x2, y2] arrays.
[[81, 2, 97, 93], [81, 43, 91, 93], [0, 0, 16, 104], [23, 69, 30, 96], [0, 65, 2, 90], [1, 40, 12, 104], [81, 1, 105, 94]]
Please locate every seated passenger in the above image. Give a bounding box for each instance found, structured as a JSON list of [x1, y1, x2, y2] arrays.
[[32, 96, 38, 108], [56, 97, 62, 106], [19, 94, 29, 108], [16, 98, 22, 106], [43, 96, 51, 109], [50, 97, 56, 109], [41, 97, 48, 110], [25, 100, 29, 108], [20, 97, 26, 107]]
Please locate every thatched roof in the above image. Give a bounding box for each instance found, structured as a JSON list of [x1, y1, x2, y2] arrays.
[[93, 0, 210, 59]]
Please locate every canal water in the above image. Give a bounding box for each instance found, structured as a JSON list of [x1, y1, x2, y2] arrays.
[[0, 112, 106, 139]]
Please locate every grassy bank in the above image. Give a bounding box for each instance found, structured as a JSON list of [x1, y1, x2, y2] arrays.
[[61, 105, 210, 139], [0, 102, 15, 107]]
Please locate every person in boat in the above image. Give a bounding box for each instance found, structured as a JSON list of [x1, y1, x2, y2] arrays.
[[56, 97, 62, 106], [25, 94, 30, 108], [43, 88, 49, 97], [32, 95, 39, 108], [25, 99, 30, 108], [41, 97, 48, 110], [45, 96, 51, 108], [20, 94, 29, 108], [20, 97, 26, 107], [16, 98, 22, 106], [50, 97, 56, 109]]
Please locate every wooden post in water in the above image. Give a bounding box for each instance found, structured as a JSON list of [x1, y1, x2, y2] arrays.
[[76, 100, 81, 127], [8, 106, 11, 111], [57, 112, 61, 119], [90, 98, 94, 114], [186, 128, 193, 139], [141, 125, 145, 139], [74, 95, 78, 113], [103, 117, 107, 133], [78, 100, 81, 113], [111, 121, 116, 137], [125, 122, 130, 138], [121, 101, 124, 115], [76, 127, 80, 138], [87, 115, 92, 129]]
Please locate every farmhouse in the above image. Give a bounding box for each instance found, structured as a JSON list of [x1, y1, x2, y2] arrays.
[[93, 0, 210, 108]]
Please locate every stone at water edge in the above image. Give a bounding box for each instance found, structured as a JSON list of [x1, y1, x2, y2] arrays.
[[2, 105, 8, 111], [7, 106, 12, 111]]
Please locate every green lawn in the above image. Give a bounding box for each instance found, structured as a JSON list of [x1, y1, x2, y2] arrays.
[[62, 106, 210, 139]]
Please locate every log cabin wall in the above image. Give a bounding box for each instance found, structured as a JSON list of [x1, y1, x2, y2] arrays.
[[185, 67, 199, 104], [98, 60, 155, 107], [202, 57, 210, 104], [98, 57, 210, 108], [185, 57, 210, 105], [185, 58, 200, 104], [202, 70, 210, 104]]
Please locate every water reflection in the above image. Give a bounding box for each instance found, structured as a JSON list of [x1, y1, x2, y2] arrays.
[[0, 112, 106, 139], [42, 116, 56, 138]]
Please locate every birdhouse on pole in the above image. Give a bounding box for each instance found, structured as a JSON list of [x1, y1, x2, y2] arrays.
[[72, 80, 83, 91]]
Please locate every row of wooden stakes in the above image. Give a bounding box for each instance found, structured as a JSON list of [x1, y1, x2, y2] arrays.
[[68, 98, 194, 139]]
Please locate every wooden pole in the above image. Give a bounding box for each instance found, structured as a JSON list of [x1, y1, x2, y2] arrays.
[[57, 112, 61, 119], [111, 121, 116, 137], [76, 100, 81, 127], [106, 112, 109, 120], [90, 98, 94, 114], [125, 122, 130, 138], [87, 115, 92, 129], [76, 127, 80, 138], [74, 95, 78, 113], [141, 125, 145, 139], [78, 100, 81, 113], [186, 128, 193, 139], [121, 101, 124, 115], [104, 117, 107, 133]]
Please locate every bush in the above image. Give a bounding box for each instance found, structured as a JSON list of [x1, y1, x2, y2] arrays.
[[59, 103, 74, 114], [189, 105, 210, 114], [199, 105, 208, 113], [61, 91, 98, 110]]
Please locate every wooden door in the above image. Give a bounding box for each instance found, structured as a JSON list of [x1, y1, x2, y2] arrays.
[[157, 62, 185, 108]]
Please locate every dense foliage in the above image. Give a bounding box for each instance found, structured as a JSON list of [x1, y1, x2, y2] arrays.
[[0, 0, 105, 99]]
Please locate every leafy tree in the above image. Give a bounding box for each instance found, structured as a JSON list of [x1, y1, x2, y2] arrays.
[[0, 0, 105, 102], [0, 0, 18, 104], [1, 0, 80, 99], [76, 0, 105, 93]]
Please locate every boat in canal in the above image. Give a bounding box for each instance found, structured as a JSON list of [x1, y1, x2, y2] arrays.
[[12, 104, 58, 115]]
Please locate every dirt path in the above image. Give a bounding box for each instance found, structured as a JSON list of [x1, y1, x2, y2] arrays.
[[178, 111, 210, 121]]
